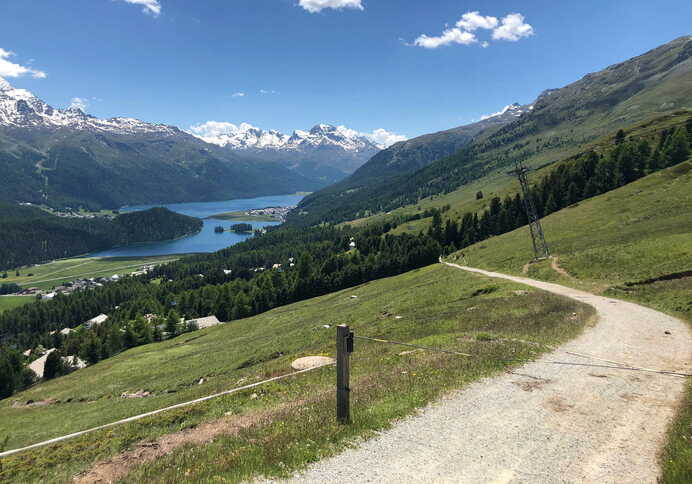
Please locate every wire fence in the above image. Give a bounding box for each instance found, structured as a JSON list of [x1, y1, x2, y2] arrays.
[[0, 363, 334, 459], [351, 332, 691, 378]]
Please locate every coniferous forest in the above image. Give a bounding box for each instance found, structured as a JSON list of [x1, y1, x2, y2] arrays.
[[0, 206, 203, 271], [0, 122, 688, 398]]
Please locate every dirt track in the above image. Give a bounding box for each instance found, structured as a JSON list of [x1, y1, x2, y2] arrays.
[[273, 263, 691, 484]]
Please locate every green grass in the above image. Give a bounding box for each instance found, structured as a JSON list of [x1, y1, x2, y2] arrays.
[[446, 161, 692, 483], [0, 296, 34, 314], [4, 255, 181, 290], [208, 211, 278, 222], [660, 378, 692, 484], [0, 264, 593, 483], [448, 160, 692, 321], [351, 111, 692, 236]]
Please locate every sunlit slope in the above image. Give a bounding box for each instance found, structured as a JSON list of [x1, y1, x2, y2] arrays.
[[294, 36, 692, 226], [447, 160, 692, 319], [0, 264, 592, 483]]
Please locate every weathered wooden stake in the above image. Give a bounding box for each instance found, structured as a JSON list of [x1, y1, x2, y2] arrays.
[[336, 324, 353, 424]]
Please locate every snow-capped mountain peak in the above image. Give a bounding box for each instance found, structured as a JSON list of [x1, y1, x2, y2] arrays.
[[480, 102, 532, 121], [189, 121, 386, 153], [0, 76, 178, 135]]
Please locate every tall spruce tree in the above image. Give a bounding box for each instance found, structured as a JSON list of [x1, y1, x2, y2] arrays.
[[664, 126, 690, 166]]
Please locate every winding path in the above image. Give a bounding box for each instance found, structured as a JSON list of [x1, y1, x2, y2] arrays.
[[275, 263, 691, 484]]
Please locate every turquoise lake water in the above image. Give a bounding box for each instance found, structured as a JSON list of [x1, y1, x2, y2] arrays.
[[88, 194, 305, 257]]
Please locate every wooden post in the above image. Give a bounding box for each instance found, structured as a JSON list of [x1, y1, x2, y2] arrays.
[[336, 324, 352, 424]]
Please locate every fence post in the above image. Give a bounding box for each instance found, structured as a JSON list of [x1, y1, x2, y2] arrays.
[[336, 324, 353, 424]]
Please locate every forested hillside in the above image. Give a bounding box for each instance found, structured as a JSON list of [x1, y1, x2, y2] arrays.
[[0, 205, 202, 270], [0, 77, 323, 210], [292, 36, 692, 226], [1, 115, 688, 399]]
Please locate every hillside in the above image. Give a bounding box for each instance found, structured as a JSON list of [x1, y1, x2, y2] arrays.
[[292, 36, 692, 226], [0, 203, 202, 270], [0, 264, 592, 483], [0, 78, 322, 210], [3, 160, 690, 482], [447, 159, 692, 321]]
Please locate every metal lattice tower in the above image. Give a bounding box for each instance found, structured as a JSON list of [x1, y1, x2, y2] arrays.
[[513, 160, 550, 260]]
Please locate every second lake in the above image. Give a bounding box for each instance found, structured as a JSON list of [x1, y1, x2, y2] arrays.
[[88, 193, 305, 258]]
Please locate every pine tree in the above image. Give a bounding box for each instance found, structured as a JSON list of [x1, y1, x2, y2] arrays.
[[430, 211, 443, 242], [615, 129, 626, 145], [566, 182, 580, 205], [80, 334, 102, 365], [544, 193, 559, 214], [43, 351, 64, 380], [664, 127, 690, 166], [0, 356, 15, 398], [165, 309, 181, 337], [648, 149, 662, 172], [582, 178, 599, 198]]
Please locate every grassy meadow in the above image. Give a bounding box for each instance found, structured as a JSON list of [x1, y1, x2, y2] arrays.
[[446, 161, 692, 484], [447, 160, 692, 321], [3, 255, 180, 291], [208, 211, 278, 222], [0, 264, 593, 483], [0, 296, 34, 314]]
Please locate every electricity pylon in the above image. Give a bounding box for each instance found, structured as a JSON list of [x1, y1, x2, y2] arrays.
[[511, 160, 550, 260]]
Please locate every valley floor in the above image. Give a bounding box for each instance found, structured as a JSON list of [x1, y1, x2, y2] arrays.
[[274, 263, 691, 484]]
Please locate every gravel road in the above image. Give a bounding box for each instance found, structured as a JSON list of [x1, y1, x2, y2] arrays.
[[270, 263, 691, 484]]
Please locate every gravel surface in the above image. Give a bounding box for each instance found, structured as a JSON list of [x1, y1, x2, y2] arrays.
[[269, 263, 691, 484]]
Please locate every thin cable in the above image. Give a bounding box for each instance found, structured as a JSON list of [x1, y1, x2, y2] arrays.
[[0, 363, 335, 459], [353, 335, 473, 357], [353, 334, 690, 377]]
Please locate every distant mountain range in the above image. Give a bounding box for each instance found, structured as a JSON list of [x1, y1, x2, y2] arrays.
[[0, 78, 389, 209], [292, 36, 692, 226], [190, 122, 386, 183]]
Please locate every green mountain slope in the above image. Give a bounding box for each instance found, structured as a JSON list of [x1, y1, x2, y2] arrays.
[[0, 203, 202, 270], [448, 159, 692, 319], [293, 36, 692, 226], [0, 127, 322, 210], [0, 264, 592, 483]]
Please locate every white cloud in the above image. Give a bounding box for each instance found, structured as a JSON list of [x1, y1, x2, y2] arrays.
[[298, 0, 364, 13], [119, 0, 162, 17], [189, 121, 255, 138], [232, 92, 246, 98], [362, 128, 407, 148], [414, 29, 477, 49], [69, 97, 88, 111], [413, 11, 533, 49], [259, 89, 279, 95], [492, 13, 534, 41], [456, 11, 498, 31], [0, 48, 46, 79]]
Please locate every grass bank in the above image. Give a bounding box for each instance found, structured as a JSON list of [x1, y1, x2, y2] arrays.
[[3, 255, 180, 290], [447, 161, 692, 483], [0, 296, 34, 314], [208, 211, 278, 222], [0, 264, 593, 483]]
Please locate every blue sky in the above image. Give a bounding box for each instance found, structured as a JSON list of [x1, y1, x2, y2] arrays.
[[1, 0, 691, 142]]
